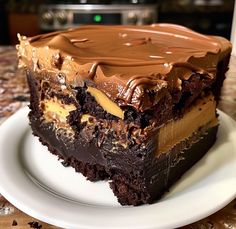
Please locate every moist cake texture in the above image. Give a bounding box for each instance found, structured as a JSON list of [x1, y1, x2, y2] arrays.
[[17, 24, 231, 205]]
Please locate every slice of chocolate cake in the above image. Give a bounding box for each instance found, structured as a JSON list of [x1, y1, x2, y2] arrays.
[[17, 24, 231, 205]]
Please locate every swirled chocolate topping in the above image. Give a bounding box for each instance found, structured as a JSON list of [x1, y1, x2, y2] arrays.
[[17, 24, 231, 110]]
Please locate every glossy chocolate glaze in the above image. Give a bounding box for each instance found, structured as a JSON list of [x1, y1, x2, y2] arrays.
[[18, 24, 231, 110]]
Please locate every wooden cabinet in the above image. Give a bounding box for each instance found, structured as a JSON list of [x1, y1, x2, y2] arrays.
[[8, 13, 40, 44]]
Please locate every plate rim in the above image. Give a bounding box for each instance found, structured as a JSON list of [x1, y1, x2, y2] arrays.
[[0, 107, 236, 229]]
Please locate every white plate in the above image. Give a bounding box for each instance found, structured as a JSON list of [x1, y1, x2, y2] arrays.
[[0, 107, 236, 229]]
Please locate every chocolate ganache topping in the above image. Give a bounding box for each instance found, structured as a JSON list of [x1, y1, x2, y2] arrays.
[[17, 24, 232, 111]]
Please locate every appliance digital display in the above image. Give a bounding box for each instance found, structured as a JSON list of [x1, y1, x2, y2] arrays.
[[73, 13, 121, 24]]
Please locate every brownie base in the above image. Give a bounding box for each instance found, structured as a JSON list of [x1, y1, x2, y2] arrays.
[[29, 113, 109, 181], [29, 111, 218, 205], [110, 125, 218, 205]]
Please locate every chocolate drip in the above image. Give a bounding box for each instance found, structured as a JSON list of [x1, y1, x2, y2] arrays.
[[120, 75, 167, 103], [172, 62, 216, 75], [87, 62, 98, 79]]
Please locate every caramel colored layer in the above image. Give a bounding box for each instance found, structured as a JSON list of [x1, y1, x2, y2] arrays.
[[156, 94, 218, 155], [17, 24, 232, 111], [41, 98, 76, 124], [87, 86, 124, 119]]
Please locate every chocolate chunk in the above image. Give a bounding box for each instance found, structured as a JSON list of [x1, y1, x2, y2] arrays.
[[61, 160, 70, 167], [12, 220, 18, 226], [28, 221, 42, 229]]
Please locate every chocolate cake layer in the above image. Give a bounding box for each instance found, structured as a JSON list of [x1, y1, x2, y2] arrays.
[[18, 24, 231, 205]]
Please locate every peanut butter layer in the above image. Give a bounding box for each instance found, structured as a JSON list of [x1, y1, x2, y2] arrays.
[[156, 94, 218, 155], [87, 86, 124, 119], [17, 24, 232, 111], [41, 97, 76, 126]]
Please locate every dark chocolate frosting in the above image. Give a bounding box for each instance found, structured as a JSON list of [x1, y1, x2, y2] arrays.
[[17, 24, 232, 110]]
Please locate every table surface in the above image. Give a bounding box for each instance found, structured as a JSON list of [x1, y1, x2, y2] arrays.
[[0, 47, 235, 229]]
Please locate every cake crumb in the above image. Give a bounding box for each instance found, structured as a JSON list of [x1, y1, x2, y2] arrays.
[[61, 160, 70, 167], [12, 220, 18, 226], [28, 221, 42, 229]]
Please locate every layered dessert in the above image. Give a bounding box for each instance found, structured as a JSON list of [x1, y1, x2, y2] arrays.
[[17, 24, 231, 205]]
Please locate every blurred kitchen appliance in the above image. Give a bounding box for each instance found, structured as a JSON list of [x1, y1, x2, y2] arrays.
[[39, 4, 158, 31], [158, 0, 234, 39]]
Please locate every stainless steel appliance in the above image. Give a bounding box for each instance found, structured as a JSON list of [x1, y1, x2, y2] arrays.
[[39, 4, 158, 31]]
